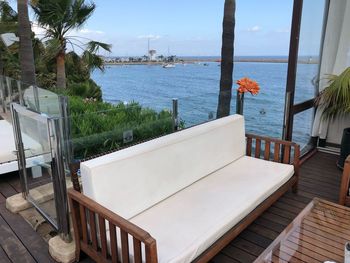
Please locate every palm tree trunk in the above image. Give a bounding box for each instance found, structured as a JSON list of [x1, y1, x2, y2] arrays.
[[216, 0, 235, 118], [17, 0, 36, 85], [56, 51, 66, 89], [0, 50, 4, 75]]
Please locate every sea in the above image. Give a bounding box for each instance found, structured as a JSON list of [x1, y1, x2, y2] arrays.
[[92, 57, 317, 148]]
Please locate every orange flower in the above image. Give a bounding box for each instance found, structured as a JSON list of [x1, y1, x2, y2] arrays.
[[237, 77, 260, 95]]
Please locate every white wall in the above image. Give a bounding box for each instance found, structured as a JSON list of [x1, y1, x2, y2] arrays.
[[312, 0, 350, 145]]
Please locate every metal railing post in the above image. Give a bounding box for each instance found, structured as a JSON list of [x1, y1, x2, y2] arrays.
[[10, 103, 29, 197], [5, 77, 12, 108], [33, 85, 40, 112], [58, 96, 72, 169], [172, 98, 178, 131], [17, 80, 24, 106], [0, 76, 5, 113], [49, 118, 71, 242]]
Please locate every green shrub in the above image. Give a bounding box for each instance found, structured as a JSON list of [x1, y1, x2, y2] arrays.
[[68, 80, 103, 101], [68, 96, 175, 159]]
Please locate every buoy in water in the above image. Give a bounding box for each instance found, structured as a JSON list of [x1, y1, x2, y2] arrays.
[[260, 109, 266, 115]]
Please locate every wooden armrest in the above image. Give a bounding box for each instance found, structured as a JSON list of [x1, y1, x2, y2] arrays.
[[68, 189, 158, 263], [339, 155, 350, 206]]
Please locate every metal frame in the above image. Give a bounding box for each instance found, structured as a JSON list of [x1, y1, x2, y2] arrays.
[[172, 98, 179, 131], [0, 76, 6, 113], [49, 117, 71, 242], [282, 0, 303, 142], [283, 0, 330, 150], [10, 103, 29, 197], [16, 80, 24, 106], [11, 102, 71, 242], [59, 95, 73, 170]]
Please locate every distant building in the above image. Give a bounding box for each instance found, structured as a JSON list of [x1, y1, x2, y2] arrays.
[[120, 57, 130, 63], [149, 50, 157, 61]]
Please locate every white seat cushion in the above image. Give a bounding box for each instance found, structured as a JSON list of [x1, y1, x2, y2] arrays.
[[0, 120, 43, 164], [130, 156, 294, 263]]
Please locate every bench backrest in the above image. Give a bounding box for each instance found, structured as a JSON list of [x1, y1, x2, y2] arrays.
[[80, 115, 246, 219]]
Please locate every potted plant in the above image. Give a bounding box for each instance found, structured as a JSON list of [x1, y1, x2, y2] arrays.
[[315, 67, 350, 169]]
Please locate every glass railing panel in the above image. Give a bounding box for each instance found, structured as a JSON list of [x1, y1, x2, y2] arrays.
[[178, 92, 219, 128], [22, 86, 60, 117], [293, 108, 314, 152], [16, 109, 56, 224], [294, 0, 326, 104], [66, 102, 174, 160], [0, 75, 61, 118]]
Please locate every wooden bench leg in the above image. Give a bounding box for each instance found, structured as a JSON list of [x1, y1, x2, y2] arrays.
[[292, 182, 298, 193]]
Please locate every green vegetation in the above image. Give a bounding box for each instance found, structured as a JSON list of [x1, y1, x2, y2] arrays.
[[1, 1, 107, 100], [32, 0, 111, 89], [0, 0, 177, 160], [68, 96, 174, 159], [316, 67, 350, 120]]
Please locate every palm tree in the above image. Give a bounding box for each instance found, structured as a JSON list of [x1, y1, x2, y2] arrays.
[[216, 0, 236, 118], [17, 0, 36, 85], [0, 1, 18, 75], [31, 0, 111, 89]]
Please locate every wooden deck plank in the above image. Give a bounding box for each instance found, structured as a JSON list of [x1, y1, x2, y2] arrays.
[[0, 192, 6, 204], [0, 245, 11, 263], [0, 213, 36, 263], [0, 180, 17, 198], [0, 204, 55, 263]]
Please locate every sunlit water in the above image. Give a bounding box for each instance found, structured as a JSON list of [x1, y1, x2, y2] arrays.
[[92, 61, 316, 147]]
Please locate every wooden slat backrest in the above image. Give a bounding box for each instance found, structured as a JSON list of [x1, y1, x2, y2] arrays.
[[255, 139, 261, 158], [89, 209, 98, 250], [133, 237, 142, 263], [264, 141, 271, 160], [109, 222, 118, 263], [68, 189, 158, 263], [274, 143, 281, 162]]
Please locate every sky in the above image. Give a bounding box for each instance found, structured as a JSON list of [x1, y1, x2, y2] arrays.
[[9, 0, 325, 57], [77, 0, 294, 56]]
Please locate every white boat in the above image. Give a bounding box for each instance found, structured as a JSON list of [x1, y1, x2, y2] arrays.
[[163, 63, 175, 68]]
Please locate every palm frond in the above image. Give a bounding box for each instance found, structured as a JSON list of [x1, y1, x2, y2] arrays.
[[0, 1, 18, 22], [82, 50, 105, 72], [86, 41, 112, 53], [315, 67, 350, 120], [43, 38, 62, 60]]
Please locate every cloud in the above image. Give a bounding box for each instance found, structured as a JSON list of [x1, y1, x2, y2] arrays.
[[137, 34, 162, 40], [79, 29, 105, 35], [247, 26, 262, 32], [31, 22, 105, 38]]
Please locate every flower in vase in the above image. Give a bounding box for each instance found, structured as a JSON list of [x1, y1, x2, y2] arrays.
[[237, 77, 260, 95]]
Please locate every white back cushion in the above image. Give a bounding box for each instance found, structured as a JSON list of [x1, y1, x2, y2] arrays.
[[81, 114, 246, 219]]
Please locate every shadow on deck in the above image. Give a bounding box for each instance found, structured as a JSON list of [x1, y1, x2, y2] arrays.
[[0, 151, 342, 262]]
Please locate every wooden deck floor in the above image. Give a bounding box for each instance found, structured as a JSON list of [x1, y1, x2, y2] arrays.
[[0, 172, 55, 263], [213, 151, 342, 263], [0, 151, 343, 262]]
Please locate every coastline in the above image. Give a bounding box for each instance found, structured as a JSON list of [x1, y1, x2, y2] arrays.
[[104, 58, 318, 65]]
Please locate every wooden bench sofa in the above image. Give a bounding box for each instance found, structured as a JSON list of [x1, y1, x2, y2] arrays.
[[68, 115, 300, 263], [339, 155, 350, 206]]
